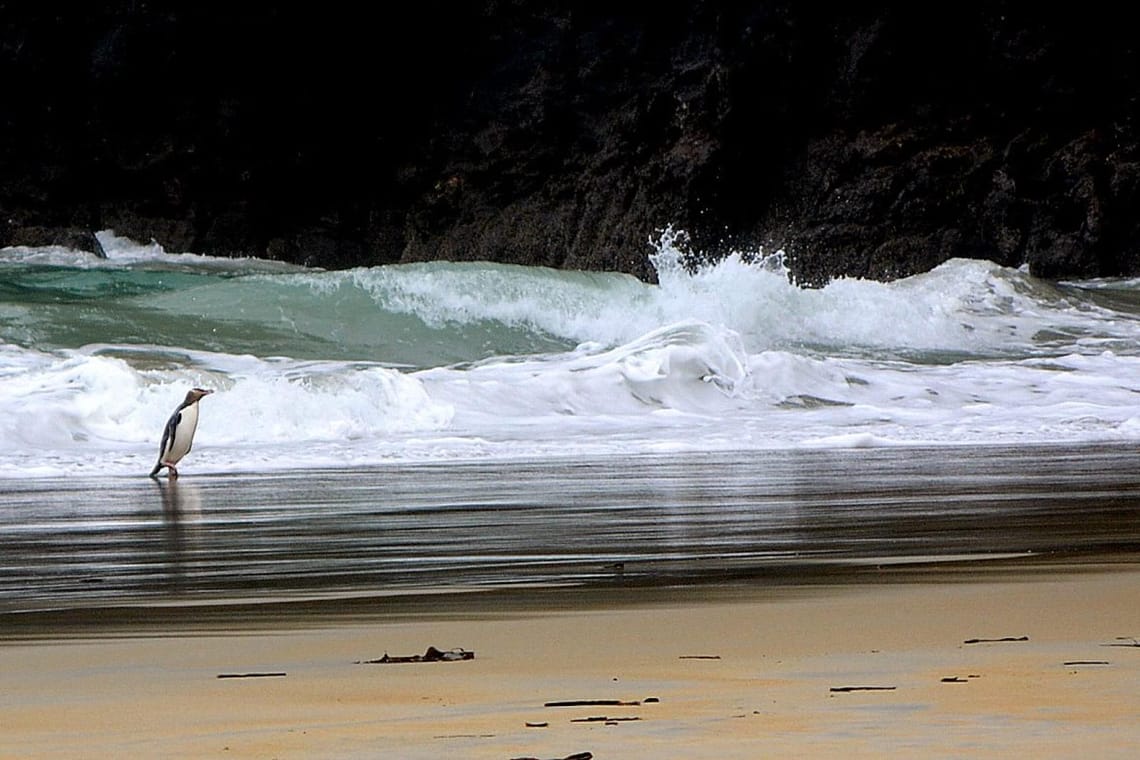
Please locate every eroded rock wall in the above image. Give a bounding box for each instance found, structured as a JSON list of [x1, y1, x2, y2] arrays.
[[3, 3, 1137, 283]]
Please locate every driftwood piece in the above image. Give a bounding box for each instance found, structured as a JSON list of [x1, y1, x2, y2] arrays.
[[216, 672, 287, 679], [963, 636, 1029, 644], [357, 646, 474, 664], [679, 655, 721, 660], [570, 716, 641, 723], [940, 677, 968, 683], [545, 699, 640, 707], [829, 686, 896, 693], [1101, 637, 1140, 648], [1063, 660, 1110, 666], [510, 754, 593, 760]]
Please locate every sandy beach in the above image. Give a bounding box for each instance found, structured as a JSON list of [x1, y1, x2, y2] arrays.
[[3, 561, 1138, 760]]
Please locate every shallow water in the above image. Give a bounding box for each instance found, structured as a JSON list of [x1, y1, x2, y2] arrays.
[[3, 443, 1139, 620]]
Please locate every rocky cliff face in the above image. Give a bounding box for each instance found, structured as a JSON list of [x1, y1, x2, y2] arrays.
[[3, 3, 1138, 283]]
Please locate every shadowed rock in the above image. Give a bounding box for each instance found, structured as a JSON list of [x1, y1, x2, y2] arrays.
[[3, 4, 1139, 283]]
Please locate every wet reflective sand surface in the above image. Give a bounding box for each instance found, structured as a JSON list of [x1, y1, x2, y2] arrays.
[[4, 442, 1139, 624]]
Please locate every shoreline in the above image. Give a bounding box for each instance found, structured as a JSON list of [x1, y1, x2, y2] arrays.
[[7, 441, 1140, 630], [5, 445, 1140, 757], [4, 560, 1139, 758]]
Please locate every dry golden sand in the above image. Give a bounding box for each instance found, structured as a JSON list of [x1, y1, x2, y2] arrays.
[[3, 565, 1139, 759]]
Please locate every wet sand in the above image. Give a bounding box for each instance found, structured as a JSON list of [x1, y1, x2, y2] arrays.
[[6, 444, 1140, 615], [3, 561, 1139, 759]]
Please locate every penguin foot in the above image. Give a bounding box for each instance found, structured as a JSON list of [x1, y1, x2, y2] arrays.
[[168, 466, 179, 479]]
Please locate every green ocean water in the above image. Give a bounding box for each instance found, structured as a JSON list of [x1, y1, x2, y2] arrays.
[[0, 263, 607, 368]]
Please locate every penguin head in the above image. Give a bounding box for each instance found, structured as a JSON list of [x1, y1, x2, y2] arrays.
[[184, 387, 214, 405]]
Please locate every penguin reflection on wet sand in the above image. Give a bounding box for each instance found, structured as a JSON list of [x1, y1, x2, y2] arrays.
[[149, 388, 213, 478]]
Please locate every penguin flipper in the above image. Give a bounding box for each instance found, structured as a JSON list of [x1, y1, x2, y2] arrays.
[[150, 411, 179, 478]]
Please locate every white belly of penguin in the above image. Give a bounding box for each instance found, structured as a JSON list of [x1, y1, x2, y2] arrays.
[[165, 403, 200, 464]]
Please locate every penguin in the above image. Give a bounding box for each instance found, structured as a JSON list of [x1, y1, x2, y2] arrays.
[[149, 388, 213, 478]]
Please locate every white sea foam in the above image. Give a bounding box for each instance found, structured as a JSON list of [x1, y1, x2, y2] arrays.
[[5, 231, 1140, 478]]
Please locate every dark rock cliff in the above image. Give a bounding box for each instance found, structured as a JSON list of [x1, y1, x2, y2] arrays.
[[2, 3, 1138, 284]]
